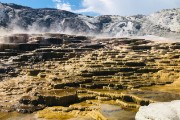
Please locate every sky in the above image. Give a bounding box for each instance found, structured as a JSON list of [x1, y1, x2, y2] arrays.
[[0, 0, 180, 16]]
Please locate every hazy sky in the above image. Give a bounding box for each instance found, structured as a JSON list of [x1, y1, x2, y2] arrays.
[[0, 0, 180, 16]]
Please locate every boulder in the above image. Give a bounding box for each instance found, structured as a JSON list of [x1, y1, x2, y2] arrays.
[[28, 69, 41, 76], [38, 89, 78, 106]]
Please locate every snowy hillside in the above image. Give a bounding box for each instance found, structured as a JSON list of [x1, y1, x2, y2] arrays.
[[0, 2, 180, 38]]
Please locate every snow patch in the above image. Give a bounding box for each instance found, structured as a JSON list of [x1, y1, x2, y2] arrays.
[[83, 21, 97, 29], [135, 100, 180, 120]]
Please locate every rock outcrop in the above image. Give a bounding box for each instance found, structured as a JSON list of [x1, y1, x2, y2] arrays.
[[0, 33, 180, 119]]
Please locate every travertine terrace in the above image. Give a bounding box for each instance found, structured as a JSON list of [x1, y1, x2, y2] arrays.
[[0, 33, 180, 120]]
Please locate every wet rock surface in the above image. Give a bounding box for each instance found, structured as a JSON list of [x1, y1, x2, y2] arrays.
[[0, 33, 180, 119]]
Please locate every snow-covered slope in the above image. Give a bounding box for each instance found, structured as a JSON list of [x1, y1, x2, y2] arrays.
[[0, 2, 180, 38], [148, 9, 180, 32]]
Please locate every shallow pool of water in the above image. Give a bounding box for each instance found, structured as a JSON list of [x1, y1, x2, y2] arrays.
[[0, 112, 44, 120], [129, 85, 180, 102], [100, 104, 136, 120]]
